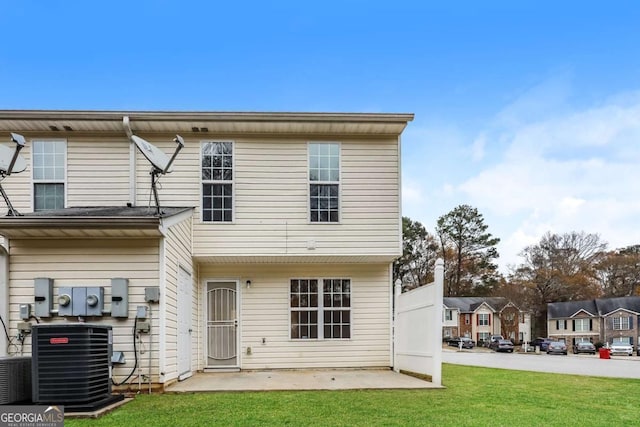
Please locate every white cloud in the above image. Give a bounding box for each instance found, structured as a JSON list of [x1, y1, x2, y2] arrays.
[[456, 86, 640, 271], [470, 135, 486, 161]]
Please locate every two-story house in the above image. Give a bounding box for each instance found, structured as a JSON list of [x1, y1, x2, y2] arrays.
[[548, 296, 640, 348], [0, 110, 413, 391], [443, 297, 531, 345]]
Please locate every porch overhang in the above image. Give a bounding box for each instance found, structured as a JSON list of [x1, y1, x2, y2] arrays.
[[0, 206, 192, 239], [193, 254, 399, 264]]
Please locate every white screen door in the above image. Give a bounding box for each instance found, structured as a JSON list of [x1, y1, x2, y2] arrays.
[[177, 266, 193, 380], [207, 281, 238, 367]]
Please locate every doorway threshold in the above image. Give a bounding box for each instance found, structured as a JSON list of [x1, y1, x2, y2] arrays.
[[204, 367, 240, 373]]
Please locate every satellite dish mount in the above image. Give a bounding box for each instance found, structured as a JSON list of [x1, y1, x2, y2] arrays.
[[125, 118, 184, 215], [0, 133, 27, 216]]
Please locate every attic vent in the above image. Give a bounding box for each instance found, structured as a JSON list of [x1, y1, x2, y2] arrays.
[[63, 125, 73, 131], [49, 125, 59, 131], [191, 127, 200, 132], [200, 127, 209, 132]]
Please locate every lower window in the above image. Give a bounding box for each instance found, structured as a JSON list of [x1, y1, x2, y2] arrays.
[[202, 183, 232, 222], [290, 278, 351, 340], [34, 183, 64, 211]]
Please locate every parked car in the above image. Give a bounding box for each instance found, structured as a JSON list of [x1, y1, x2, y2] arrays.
[[448, 337, 475, 349], [573, 342, 596, 355], [547, 341, 568, 355], [489, 339, 514, 353], [484, 335, 504, 347], [609, 342, 633, 356], [530, 337, 553, 352]]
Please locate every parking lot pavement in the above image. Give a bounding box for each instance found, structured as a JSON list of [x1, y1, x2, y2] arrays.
[[442, 348, 640, 379]]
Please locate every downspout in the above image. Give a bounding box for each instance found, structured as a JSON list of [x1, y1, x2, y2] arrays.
[[123, 116, 136, 206], [392, 133, 402, 369], [0, 242, 9, 357]]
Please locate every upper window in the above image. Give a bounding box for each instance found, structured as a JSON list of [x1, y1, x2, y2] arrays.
[[202, 142, 233, 222], [290, 278, 351, 340], [308, 143, 339, 222], [444, 310, 453, 321], [32, 140, 66, 211], [556, 319, 567, 330], [612, 316, 631, 330], [478, 313, 489, 326], [573, 318, 591, 332]]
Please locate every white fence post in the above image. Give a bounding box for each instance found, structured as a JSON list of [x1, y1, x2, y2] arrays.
[[432, 258, 444, 386], [393, 279, 402, 372], [392, 258, 444, 385]]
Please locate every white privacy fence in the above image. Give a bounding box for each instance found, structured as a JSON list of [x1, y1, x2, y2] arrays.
[[393, 259, 444, 386]]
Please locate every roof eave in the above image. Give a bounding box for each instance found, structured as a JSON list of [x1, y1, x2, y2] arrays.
[[0, 216, 162, 239]]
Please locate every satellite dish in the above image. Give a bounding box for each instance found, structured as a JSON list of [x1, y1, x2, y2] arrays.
[[131, 135, 174, 173], [0, 144, 27, 174], [0, 132, 28, 216], [128, 132, 184, 215]]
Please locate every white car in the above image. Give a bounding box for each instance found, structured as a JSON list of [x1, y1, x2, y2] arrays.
[[609, 343, 633, 356]]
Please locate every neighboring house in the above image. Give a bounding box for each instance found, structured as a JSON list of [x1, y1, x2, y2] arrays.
[[443, 297, 531, 345], [0, 110, 413, 391], [548, 296, 640, 347]]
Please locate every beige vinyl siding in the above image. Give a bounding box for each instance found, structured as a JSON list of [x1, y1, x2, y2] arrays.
[[192, 137, 399, 258], [0, 136, 130, 215], [199, 263, 391, 370], [67, 138, 130, 206], [134, 135, 200, 209], [161, 216, 195, 381], [7, 239, 162, 384], [0, 139, 33, 215]]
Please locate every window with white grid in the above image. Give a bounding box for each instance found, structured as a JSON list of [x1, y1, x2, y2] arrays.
[[32, 140, 66, 211], [202, 141, 233, 222], [308, 143, 339, 222], [290, 278, 351, 340], [612, 316, 630, 330]]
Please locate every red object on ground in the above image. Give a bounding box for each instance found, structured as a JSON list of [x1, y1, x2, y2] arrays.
[[599, 348, 610, 359]]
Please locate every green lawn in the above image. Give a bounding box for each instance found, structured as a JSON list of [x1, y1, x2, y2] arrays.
[[67, 364, 639, 426]]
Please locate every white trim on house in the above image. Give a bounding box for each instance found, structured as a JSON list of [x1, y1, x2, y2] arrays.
[[200, 140, 236, 224], [159, 208, 194, 235], [601, 307, 640, 317], [306, 141, 342, 225], [30, 138, 67, 212], [158, 235, 167, 384], [569, 309, 597, 318], [202, 277, 241, 370]]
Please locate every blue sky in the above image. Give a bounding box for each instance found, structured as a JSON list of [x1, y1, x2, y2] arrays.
[[2, 1, 640, 270]]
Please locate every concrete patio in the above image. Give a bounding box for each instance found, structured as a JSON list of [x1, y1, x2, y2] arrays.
[[165, 368, 441, 392]]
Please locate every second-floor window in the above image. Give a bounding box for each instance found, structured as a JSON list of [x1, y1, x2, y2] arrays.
[[612, 316, 631, 330], [573, 318, 592, 332], [32, 140, 66, 211], [465, 314, 470, 325], [478, 313, 490, 326], [556, 319, 567, 330], [308, 143, 339, 222], [202, 142, 233, 222], [445, 310, 453, 321]]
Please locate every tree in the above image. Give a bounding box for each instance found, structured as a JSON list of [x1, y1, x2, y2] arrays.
[[393, 217, 439, 290], [595, 245, 640, 297], [436, 204, 500, 296], [511, 231, 607, 337]]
